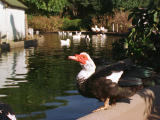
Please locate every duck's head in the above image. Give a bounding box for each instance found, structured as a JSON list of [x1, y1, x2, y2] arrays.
[[68, 52, 96, 70], [68, 52, 96, 80]]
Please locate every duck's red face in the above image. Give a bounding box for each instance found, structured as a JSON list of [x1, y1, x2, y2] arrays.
[[68, 54, 88, 65]]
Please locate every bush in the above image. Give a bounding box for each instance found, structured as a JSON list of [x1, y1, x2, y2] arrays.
[[28, 16, 63, 32], [62, 18, 82, 31], [81, 17, 92, 31], [125, 7, 160, 71], [107, 11, 132, 33], [91, 15, 108, 28]]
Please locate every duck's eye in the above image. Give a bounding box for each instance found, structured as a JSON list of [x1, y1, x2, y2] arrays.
[[81, 55, 86, 58], [81, 55, 88, 60]]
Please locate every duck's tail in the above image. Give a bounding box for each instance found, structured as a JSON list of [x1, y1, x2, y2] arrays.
[[142, 73, 160, 87]]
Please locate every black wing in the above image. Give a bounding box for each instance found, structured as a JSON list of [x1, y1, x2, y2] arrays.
[[118, 65, 155, 87]]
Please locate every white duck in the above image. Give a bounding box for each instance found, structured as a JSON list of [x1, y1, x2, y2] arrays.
[[73, 31, 81, 40], [91, 26, 96, 32], [95, 25, 101, 32], [91, 25, 100, 32], [100, 26, 108, 33], [58, 31, 63, 36], [67, 31, 72, 36], [60, 39, 71, 47]]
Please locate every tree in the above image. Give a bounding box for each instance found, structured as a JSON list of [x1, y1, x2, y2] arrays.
[[20, 0, 68, 15], [112, 0, 151, 10], [66, 0, 113, 18], [124, 0, 160, 69]]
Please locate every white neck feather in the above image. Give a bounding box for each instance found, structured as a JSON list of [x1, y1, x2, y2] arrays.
[[76, 57, 96, 82]]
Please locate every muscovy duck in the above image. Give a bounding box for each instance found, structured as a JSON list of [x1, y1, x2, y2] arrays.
[[68, 52, 159, 112], [0, 102, 16, 120]]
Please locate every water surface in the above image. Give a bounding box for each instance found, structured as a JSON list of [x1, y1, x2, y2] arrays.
[[0, 33, 120, 120]]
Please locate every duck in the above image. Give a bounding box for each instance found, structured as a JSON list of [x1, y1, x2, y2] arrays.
[[100, 26, 108, 33], [58, 31, 63, 36], [73, 32, 81, 40], [67, 31, 72, 36], [91, 27, 96, 32], [60, 39, 70, 47], [91, 25, 100, 33], [62, 31, 67, 36], [0, 102, 17, 120], [68, 52, 159, 112]]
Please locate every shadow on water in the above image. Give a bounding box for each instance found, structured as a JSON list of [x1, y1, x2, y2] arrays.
[[0, 33, 121, 120]]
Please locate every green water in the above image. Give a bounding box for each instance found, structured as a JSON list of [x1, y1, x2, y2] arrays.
[[0, 33, 120, 120]]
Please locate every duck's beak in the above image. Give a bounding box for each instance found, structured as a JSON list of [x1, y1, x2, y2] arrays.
[[68, 55, 78, 61], [68, 54, 88, 65]]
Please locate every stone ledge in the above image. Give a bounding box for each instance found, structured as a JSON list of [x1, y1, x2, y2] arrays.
[[78, 86, 160, 120], [7, 35, 44, 49]]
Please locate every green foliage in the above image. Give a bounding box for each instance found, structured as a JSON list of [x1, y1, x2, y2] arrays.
[[23, 0, 160, 32], [81, 16, 93, 30], [112, 0, 151, 10], [147, 0, 160, 9], [21, 0, 157, 17], [60, 0, 113, 18], [20, 0, 68, 14], [125, 4, 160, 69], [112, 38, 127, 60], [21, 0, 113, 16], [62, 18, 82, 30]]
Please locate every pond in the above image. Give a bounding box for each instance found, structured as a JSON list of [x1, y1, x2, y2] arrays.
[[0, 33, 121, 120]]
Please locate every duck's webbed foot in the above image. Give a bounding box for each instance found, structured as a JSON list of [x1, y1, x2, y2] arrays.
[[93, 98, 111, 112]]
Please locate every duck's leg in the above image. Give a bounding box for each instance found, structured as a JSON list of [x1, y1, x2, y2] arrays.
[[93, 98, 111, 112]]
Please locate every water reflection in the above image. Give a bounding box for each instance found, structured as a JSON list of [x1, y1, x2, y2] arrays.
[[0, 48, 28, 89], [0, 33, 121, 120]]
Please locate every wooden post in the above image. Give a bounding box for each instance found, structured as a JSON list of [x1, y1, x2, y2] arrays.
[[6, 31, 9, 43], [0, 32, 1, 44], [120, 24, 123, 32], [116, 23, 119, 33], [112, 23, 115, 32]]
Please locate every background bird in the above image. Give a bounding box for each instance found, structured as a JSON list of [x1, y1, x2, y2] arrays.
[[0, 102, 16, 120], [91, 25, 100, 32], [60, 39, 71, 47]]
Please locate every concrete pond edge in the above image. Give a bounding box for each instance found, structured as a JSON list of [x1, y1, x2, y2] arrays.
[[78, 86, 160, 120]]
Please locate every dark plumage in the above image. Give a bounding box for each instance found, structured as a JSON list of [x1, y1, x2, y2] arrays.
[[0, 102, 16, 120], [68, 52, 159, 112]]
